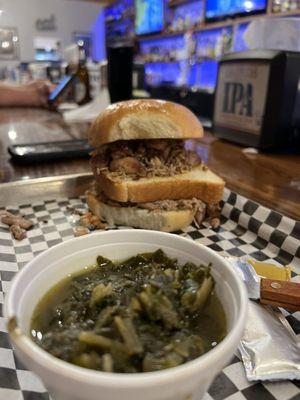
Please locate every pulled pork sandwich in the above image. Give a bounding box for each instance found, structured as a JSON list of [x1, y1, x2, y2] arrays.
[[86, 99, 224, 232]]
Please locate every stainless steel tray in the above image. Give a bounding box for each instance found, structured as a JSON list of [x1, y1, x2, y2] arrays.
[[0, 173, 94, 206]]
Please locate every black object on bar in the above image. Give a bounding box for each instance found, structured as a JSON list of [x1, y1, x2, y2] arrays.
[[8, 140, 94, 164], [149, 85, 214, 129], [107, 46, 133, 104], [213, 50, 300, 149]]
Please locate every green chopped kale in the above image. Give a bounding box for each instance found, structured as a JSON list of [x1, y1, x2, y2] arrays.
[[31, 250, 226, 373]]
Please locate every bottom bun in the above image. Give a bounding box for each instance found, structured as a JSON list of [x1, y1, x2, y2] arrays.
[[86, 190, 195, 232]]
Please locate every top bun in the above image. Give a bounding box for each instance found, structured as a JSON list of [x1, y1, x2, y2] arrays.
[[88, 99, 204, 147]]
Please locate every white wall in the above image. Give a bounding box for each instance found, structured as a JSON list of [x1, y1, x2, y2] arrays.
[[0, 0, 105, 64]]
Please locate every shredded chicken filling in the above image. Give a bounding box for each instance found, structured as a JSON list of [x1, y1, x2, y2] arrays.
[[91, 139, 205, 181]]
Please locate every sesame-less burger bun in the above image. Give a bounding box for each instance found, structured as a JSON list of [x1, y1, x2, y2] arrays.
[[86, 190, 195, 232], [88, 99, 204, 148], [94, 165, 225, 204]]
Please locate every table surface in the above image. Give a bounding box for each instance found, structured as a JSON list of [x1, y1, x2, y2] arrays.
[[0, 107, 299, 220], [1, 188, 299, 400]]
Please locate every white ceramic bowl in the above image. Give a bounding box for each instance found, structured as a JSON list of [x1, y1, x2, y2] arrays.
[[6, 230, 248, 400]]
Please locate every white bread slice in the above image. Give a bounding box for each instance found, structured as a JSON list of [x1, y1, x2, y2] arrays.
[[88, 99, 203, 147], [95, 165, 225, 204], [86, 190, 194, 232]]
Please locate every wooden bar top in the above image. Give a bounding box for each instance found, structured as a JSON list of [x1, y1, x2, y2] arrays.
[[0, 107, 299, 220]]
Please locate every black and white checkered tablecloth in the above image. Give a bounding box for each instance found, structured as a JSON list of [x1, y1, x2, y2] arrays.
[[0, 188, 299, 400]]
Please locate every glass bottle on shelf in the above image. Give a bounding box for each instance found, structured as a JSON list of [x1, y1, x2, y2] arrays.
[[221, 30, 232, 56], [215, 34, 223, 59], [185, 15, 191, 29], [151, 49, 155, 63], [74, 44, 91, 105], [195, 40, 200, 61], [205, 38, 209, 58], [158, 48, 162, 62], [200, 40, 203, 59], [207, 38, 214, 59], [272, 0, 281, 12], [177, 16, 185, 32], [165, 19, 172, 32], [281, 0, 290, 11], [163, 48, 169, 62], [170, 46, 176, 62], [150, 46, 155, 62], [289, 0, 298, 10], [199, 38, 205, 58]]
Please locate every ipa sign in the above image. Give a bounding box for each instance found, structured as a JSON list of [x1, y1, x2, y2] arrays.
[[214, 62, 270, 135]]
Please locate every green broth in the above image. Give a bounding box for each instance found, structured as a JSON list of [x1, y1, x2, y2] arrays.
[[31, 250, 226, 373]]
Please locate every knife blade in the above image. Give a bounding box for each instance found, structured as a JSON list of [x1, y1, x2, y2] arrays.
[[232, 259, 300, 311]]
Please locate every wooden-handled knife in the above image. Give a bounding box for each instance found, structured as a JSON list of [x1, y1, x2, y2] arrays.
[[234, 260, 300, 311]]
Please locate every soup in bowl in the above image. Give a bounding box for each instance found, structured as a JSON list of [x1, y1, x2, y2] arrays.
[[6, 230, 248, 400]]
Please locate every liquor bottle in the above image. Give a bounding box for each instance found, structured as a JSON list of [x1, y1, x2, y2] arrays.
[[215, 34, 223, 59], [74, 44, 91, 105], [289, 0, 298, 10], [281, 0, 290, 11], [272, 0, 281, 12]]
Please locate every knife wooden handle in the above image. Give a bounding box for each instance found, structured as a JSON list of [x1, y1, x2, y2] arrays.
[[260, 278, 300, 311]]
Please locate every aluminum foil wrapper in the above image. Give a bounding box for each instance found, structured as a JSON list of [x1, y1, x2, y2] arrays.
[[239, 301, 300, 381]]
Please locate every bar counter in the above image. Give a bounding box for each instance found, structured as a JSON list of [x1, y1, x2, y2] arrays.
[[0, 107, 299, 220]]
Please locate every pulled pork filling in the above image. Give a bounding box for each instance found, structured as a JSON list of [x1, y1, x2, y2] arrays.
[[100, 192, 205, 212], [96, 190, 221, 227], [91, 139, 205, 181]]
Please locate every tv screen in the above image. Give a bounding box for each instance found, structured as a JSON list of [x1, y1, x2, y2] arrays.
[[205, 0, 266, 21], [135, 0, 164, 35]]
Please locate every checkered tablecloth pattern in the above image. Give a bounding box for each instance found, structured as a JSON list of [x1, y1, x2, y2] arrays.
[[0, 188, 299, 400]]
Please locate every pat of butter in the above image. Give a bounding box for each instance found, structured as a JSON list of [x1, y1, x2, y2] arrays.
[[248, 259, 291, 281]]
